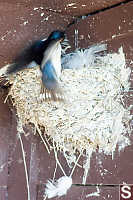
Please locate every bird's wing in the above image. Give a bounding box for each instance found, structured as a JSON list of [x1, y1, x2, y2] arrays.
[[41, 60, 63, 101], [6, 40, 47, 74], [41, 60, 58, 90]]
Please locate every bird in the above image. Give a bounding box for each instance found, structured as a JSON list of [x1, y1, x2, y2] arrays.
[[6, 30, 65, 100]]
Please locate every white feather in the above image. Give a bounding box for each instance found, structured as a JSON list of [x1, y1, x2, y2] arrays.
[[61, 44, 107, 69], [51, 43, 62, 78], [45, 176, 72, 199]]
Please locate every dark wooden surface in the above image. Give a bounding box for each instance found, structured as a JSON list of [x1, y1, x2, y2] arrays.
[[0, 1, 133, 200]]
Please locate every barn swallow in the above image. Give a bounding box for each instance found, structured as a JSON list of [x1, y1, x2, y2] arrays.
[[6, 30, 65, 100]]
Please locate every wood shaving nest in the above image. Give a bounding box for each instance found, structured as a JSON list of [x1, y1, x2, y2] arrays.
[[2, 47, 132, 166]]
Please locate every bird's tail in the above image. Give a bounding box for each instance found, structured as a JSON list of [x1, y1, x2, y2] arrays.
[[6, 62, 28, 74], [40, 81, 64, 102]]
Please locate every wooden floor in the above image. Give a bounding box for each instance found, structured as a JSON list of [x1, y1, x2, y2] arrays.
[[0, 1, 133, 199]]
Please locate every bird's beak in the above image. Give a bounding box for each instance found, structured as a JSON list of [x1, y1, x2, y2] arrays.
[[59, 37, 64, 42]]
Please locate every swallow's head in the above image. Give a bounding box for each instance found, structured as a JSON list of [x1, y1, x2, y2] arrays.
[[48, 30, 65, 42]]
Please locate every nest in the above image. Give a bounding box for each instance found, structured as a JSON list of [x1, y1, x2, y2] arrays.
[[0, 46, 132, 182]]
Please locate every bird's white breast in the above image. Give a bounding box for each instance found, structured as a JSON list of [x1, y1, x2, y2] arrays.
[[51, 43, 61, 78]]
